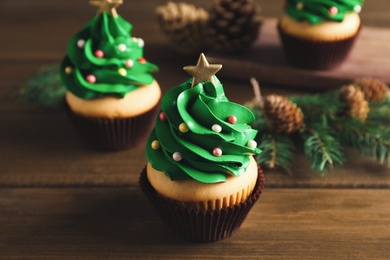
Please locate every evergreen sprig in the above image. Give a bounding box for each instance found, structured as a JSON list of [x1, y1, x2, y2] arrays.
[[248, 83, 390, 175], [255, 132, 296, 175], [15, 64, 65, 108], [336, 119, 390, 166], [301, 126, 345, 173]]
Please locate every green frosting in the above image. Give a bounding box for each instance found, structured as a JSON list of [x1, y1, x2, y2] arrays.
[[146, 77, 261, 184], [60, 13, 158, 99], [285, 0, 364, 24]]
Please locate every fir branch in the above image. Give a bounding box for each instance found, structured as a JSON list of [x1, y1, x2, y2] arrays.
[[301, 127, 345, 174], [15, 64, 65, 108], [255, 132, 295, 174], [336, 119, 390, 167]]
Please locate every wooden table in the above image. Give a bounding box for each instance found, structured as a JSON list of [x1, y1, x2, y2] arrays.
[[1, 1, 390, 259]]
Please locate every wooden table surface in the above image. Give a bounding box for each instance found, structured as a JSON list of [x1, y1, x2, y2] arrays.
[[1, 0, 390, 259]]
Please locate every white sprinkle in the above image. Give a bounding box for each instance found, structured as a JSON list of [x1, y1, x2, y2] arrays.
[[247, 140, 257, 149], [118, 44, 127, 52], [354, 5, 361, 13], [172, 152, 182, 162], [77, 39, 85, 48], [138, 38, 145, 47], [211, 124, 222, 133]]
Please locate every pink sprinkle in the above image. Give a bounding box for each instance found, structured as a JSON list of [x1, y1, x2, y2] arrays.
[[159, 112, 167, 122], [138, 57, 147, 64], [94, 50, 104, 58], [329, 6, 338, 15], [228, 115, 237, 124], [86, 75, 96, 84], [125, 59, 134, 68], [212, 147, 222, 157]]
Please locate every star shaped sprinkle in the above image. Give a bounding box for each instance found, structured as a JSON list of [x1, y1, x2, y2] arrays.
[[89, 0, 123, 18], [183, 53, 222, 88]]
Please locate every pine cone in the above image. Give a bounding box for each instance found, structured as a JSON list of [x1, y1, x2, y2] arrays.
[[156, 2, 209, 55], [264, 94, 304, 134], [339, 84, 369, 121], [206, 0, 261, 53], [353, 77, 389, 101]]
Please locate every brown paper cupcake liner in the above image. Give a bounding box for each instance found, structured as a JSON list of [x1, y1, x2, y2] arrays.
[[65, 101, 160, 151], [139, 166, 265, 242], [278, 24, 362, 70]]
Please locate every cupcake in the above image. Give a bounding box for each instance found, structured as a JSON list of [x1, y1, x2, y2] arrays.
[[140, 53, 265, 242], [278, 0, 364, 70], [60, 0, 160, 151]]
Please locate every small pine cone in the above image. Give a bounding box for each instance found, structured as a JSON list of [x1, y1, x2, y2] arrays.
[[156, 2, 209, 55], [340, 84, 369, 121], [353, 77, 389, 101], [264, 94, 304, 134], [206, 0, 261, 53]]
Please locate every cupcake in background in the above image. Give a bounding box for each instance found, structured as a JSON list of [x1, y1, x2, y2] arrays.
[[278, 0, 364, 70], [140, 53, 265, 242], [60, 0, 160, 151]]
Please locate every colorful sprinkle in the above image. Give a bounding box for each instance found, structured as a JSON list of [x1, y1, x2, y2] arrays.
[[118, 68, 127, 76], [159, 112, 167, 122], [247, 140, 257, 149], [94, 50, 104, 58], [212, 147, 222, 157], [86, 74, 96, 84], [118, 44, 127, 52], [138, 57, 147, 64], [228, 115, 237, 124], [179, 123, 189, 133], [354, 5, 361, 13], [125, 59, 134, 68], [329, 6, 338, 15], [172, 152, 182, 161], [296, 2, 304, 10], [65, 66, 73, 74], [77, 39, 85, 48], [151, 140, 160, 150], [211, 124, 222, 133]]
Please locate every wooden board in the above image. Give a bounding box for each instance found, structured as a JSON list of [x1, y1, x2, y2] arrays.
[[1, 188, 390, 259], [208, 19, 390, 90]]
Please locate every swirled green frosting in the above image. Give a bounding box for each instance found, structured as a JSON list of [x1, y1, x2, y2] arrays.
[[285, 0, 364, 24], [146, 77, 261, 184], [60, 13, 158, 99]]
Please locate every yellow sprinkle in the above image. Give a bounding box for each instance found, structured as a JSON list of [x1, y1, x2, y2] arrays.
[[151, 140, 160, 150], [118, 68, 127, 76], [65, 66, 73, 74], [179, 123, 189, 133]]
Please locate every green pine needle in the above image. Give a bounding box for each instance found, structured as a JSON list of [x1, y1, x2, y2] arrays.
[[255, 132, 296, 175], [301, 127, 345, 174], [336, 119, 390, 167], [15, 64, 65, 108]]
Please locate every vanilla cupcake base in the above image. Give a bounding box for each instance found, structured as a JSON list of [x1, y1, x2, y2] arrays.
[[139, 163, 265, 242], [146, 156, 259, 210], [65, 81, 161, 151], [278, 14, 362, 70]]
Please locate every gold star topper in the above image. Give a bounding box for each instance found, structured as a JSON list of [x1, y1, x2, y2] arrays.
[[89, 0, 123, 18], [183, 53, 222, 88]]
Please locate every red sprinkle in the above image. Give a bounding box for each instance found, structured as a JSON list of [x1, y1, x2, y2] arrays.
[[94, 50, 104, 58], [329, 6, 338, 15], [228, 115, 237, 124], [138, 57, 147, 64], [86, 74, 96, 84]]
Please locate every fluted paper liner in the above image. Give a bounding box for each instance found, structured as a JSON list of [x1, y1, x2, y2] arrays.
[[139, 166, 265, 242], [278, 24, 362, 70], [65, 102, 160, 151]]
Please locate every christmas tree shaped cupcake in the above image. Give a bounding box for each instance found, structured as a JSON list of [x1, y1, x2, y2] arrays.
[[60, 0, 160, 150], [278, 0, 364, 70], [140, 53, 265, 242]]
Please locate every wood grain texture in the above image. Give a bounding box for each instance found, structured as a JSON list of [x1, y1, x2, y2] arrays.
[[208, 19, 390, 90], [0, 188, 389, 259]]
